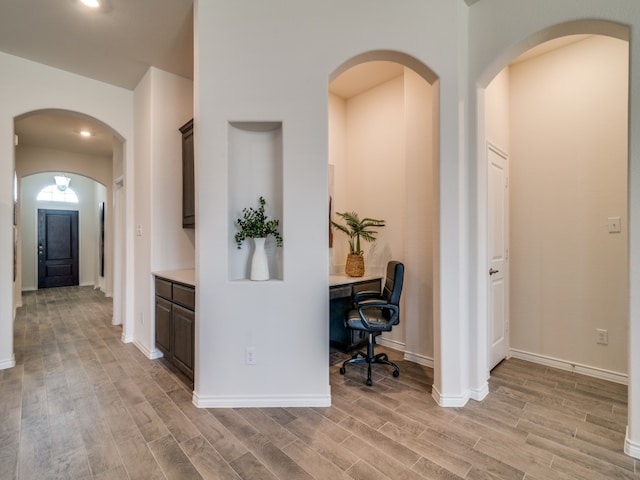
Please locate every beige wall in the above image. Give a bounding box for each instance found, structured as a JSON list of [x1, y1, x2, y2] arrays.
[[509, 35, 628, 375], [329, 68, 435, 363]]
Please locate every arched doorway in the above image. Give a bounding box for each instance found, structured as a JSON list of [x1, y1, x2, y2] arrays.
[[328, 51, 440, 400], [13, 109, 126, 330], [474, 20, 632, 452]]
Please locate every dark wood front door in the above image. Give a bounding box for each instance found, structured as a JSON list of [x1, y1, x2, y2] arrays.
[[38, 209, 79, 288]]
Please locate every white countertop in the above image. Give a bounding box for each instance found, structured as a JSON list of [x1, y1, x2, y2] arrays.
[[153, 269, 380, 288], [153, 268, 196, 287], [329, 273, 383, 287]]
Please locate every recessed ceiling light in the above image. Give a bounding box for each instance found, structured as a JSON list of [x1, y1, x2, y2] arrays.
[[80, 130, 92, 137], [80, 0, 100, 8]]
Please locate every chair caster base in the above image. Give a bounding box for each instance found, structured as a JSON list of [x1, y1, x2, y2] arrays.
[[366, 378, 372, 386], [339, 367, 346, 375]]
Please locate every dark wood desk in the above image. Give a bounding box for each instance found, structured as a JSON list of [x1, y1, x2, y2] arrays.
[[329, 275, 382, 352]]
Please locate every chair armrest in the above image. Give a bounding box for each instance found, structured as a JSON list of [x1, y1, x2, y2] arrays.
[[357, 302, 399, 330], [353, 290, 383, 304]]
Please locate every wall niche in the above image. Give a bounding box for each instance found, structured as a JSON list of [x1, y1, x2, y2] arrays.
[[228, 122, 283, 281]]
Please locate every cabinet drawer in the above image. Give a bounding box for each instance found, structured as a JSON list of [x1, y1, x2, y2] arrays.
[[353, 280, 381, 294], [330, 285, 352, 300], [155, 278, 172, 300], [173, 283, 195, 310]]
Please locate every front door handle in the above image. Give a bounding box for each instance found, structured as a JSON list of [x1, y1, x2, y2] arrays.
[[489, 268, 499, 275]]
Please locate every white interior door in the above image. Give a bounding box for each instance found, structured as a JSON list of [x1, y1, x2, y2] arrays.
[[488, 144, 509, 370]]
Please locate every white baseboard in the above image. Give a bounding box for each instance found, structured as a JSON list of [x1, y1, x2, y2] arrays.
[[377, 337, 435, 367], [132, 340, 164, 360], [403, 350, 434, 368], [376, 336, 405, 351], [431, 384, 469, 407], [0, 355, 16, 370], [509, 348, 628, 385], [121, 333, 134, 343], [193, 392, 332, 408], [625, 427, 640, 459], [470, 382, 489, 401]]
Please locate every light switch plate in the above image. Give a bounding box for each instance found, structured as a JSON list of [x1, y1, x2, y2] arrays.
[[608, 217, 621, 233]]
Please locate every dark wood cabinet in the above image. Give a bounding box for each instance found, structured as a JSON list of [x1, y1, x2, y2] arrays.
[[155, 295, 172, 356], [172, 304, 194, 377], [180, 119, 195, 228], [330, 278, 382, 352], [154, 276, 195, 381]]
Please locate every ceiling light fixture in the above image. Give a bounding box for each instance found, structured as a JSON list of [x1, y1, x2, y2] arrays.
[[79, 130, 92, 137], [55, 174, 71, 192], [80, 0, 100, 8]]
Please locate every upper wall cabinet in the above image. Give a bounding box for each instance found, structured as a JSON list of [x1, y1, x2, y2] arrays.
[[180, 119, 195, 228]]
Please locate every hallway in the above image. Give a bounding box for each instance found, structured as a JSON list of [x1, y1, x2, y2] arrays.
[[1, 286, 636, 479]]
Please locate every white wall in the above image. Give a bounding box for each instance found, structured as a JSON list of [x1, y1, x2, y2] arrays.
[[509, 36, 628, 375], [195, 0, 462, 407], [133, 67, 194, 359], [467, 0, 640, 458], [0, 51, 133, 370], [20, 172, 105, 290]]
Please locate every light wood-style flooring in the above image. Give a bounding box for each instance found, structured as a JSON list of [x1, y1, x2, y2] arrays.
[[1, 286, 638, 479]]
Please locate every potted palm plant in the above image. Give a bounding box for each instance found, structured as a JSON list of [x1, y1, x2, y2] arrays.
[[331, 211, 385, 277], [235, 196, 283, 280]]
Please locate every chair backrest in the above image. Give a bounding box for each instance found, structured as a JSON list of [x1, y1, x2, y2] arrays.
[[382, 261, 404, 306]]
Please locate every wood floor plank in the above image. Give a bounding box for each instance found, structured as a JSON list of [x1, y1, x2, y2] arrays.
[[281, 439, 346, 479], [339, 416, 423, 469], [5, 287, 638, 480], [242, 432, 314, 480], [147, 433, 204, 480], [116, 433, 167, 480], [342, 437, 429, 480], [235, 407, 297, 449], [282, 420, 359, 471], [193, 409, 249, 463], [229, 451, 280, 480], [181, 435, 243, 480], [126, 400, 172, 442], [51, 447, 92, 480]]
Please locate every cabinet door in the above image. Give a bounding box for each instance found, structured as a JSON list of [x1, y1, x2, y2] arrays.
[[155, 296, 172, 357], [173, 304, 194, 379], [180, 119, 195, 228]]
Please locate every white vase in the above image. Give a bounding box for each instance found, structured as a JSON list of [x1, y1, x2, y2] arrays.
[[250, 237, 269, 281]]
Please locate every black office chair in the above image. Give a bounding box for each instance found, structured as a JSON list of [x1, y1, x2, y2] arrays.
[[339, 261, 404, 386]]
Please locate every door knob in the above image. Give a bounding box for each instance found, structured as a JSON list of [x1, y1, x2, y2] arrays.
[[489, 268, 499, 275]]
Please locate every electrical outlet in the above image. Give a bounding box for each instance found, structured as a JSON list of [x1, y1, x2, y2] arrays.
[[608, 217, 621, 233], [596, 328, 608, 345], [246, 347, 257, 365]]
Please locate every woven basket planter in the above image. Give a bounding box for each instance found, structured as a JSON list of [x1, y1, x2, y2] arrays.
[[345, 253, 365, 277]]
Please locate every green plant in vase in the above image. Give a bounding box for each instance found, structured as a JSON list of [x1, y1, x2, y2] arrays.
[[235, 196, 283, 280], [331, 211, 385, 277]]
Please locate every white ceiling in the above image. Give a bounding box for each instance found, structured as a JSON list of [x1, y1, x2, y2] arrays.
[[2, 0, 193, 158], [15, 111, 115, 157], [0, 0, 193, 90], [3, 1, 588, 159]]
